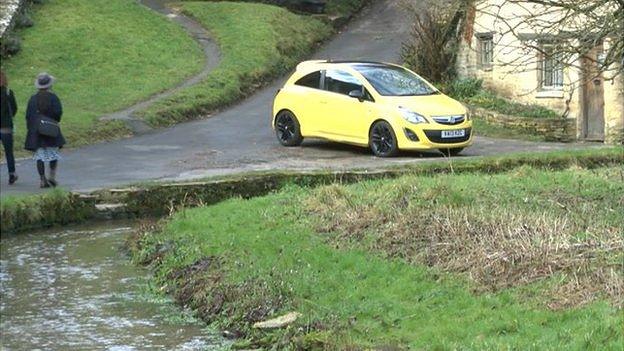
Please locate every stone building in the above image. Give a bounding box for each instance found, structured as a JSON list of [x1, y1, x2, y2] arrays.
[[457, 0, 624, 144]]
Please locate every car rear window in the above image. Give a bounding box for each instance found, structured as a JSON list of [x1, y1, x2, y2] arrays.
[[295, 71, 322, 89]]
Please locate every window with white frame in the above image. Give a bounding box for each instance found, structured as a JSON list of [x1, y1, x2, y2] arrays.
[[477, 33, 493, 68], [540, 45, 564, 89]]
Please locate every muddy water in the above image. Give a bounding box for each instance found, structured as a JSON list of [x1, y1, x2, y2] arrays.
[[0, 223, 226, 350]]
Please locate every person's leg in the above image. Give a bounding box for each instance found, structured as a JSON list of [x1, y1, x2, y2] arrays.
[[0, 133, 17, 183], [48, 160, 58, 187], [37, 160, 49, 188]]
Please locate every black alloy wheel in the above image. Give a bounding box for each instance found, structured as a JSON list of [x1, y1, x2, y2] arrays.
[[275, 111, 303, 146], [369, 121, 398, 157], [440, 147, 464, 157]]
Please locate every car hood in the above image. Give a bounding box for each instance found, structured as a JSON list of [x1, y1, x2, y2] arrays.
[[383, 94, 466, 116]]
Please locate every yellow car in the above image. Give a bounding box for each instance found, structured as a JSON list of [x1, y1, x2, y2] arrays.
[[272, 60, 473, 157]]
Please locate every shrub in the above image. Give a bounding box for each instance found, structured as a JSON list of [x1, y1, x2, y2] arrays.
[[445, 77, 483, 99], [0, 35, 21, 57], [15, 12, 34, 28], [401, 0, 471, 83]]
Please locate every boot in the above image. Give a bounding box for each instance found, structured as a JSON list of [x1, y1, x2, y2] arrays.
[[40, 177, 50, 188], [8, 173, 18, 185], [48, 166, 57, 187]]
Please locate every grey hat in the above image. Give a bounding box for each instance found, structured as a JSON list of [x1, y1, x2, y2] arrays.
[[35, 72, 55, 89]]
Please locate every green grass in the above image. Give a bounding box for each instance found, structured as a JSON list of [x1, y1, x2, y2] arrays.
[[137, 2, 332, 126], [1, 0, 204, 151], [0, 188, 95, 233], [472, 118, 548, 141], [133, 166, 624, 349], [444, 78, 559, 119], [466, 90, 560, 119]]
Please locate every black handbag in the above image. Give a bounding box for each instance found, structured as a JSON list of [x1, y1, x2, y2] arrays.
[[38, 116, 60, 137]]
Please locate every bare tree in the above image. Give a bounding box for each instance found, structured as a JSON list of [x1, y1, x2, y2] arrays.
[[401, 0, 473, 83], [475, 0, 623, 81]]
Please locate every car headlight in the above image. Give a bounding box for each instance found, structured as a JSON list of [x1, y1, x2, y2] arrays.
[[399, 107, 428, 124]]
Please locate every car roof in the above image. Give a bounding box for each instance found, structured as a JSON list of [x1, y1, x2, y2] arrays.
[[295, 60, 399, 72]]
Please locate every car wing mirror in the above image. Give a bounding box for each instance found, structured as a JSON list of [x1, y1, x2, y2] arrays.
[[348, 89, 364, 101]]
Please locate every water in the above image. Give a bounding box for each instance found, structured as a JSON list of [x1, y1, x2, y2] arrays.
[[0, 222, 226, 350]]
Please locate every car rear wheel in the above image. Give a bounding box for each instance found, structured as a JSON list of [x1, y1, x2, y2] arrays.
[[440, 147, 464, 156], [369, 121, 398, 157], [275, 111, 303, 146]]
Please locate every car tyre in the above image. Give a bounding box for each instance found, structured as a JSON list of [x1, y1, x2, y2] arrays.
[[275, 110, 303, 146], [369, 121, 398, 157], [440, 147, 464, 156]]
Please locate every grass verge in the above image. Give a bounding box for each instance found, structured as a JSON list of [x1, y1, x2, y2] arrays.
[[1, 0, 204, 153], [131, 164, 623, 348], [472, 118, 548, 142], [0, 189, 95, 233], [137, 1, 332, 127]]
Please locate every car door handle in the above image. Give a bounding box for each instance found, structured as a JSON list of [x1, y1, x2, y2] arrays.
[[319, 100, 328, 104]]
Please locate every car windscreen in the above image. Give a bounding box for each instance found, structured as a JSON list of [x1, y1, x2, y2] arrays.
[[353, 65, 439, 96]]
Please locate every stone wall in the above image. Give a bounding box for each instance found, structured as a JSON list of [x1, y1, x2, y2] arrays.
[[470, 106, 576, 142], [0, 0, 24, 38]]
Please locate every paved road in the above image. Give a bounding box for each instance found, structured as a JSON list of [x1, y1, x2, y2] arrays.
[[0, 1, 599, 195]]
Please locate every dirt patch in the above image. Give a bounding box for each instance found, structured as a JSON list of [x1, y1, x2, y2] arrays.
[[305, 171, 624, 308]]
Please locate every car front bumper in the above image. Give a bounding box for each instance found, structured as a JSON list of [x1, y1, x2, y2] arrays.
[[396, 123, 474, 150]]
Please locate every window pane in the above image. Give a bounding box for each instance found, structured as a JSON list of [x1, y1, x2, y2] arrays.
[[478, 37, 493, 65], [324, 70, 363, 95], [295, 71, 321, 89], [541, 46, 563, 88], [543, 57, 553, 86]]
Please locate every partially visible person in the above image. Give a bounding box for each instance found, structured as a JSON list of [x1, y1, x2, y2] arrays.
[[0, 70, 18, 185], [25, 72, 65, 188]]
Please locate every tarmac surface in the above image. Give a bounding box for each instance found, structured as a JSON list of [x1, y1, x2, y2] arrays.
[[0, 1, 600, 195]]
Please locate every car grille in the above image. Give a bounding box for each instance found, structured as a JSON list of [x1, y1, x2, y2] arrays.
[[432, 114, 465, 125], [424, 128, 472, 143]]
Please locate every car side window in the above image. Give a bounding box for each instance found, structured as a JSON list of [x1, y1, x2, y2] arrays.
[[295, 71, 322, 89], [323, 70, 373, 101], [324, 70, 364, 96]]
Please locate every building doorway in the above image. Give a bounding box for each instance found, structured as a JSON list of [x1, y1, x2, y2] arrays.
[[581, 44, 605, 141]]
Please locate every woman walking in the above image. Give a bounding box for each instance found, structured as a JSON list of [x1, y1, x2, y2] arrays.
[[0, 70, 19, 185], [25, 73, 65, 188]]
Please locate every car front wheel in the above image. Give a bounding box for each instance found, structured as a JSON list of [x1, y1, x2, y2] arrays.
[[369, 121, 398, 157], [275, 111, 303, 146]]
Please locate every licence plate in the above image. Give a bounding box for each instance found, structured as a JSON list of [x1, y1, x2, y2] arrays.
[[441, 129, 465, 138]]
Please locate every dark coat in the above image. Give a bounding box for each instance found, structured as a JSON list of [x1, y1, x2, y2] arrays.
[[24, 91, 66, 151], [0, 86, 18, 129]]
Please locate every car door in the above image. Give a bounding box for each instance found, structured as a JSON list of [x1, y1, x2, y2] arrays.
[[288, 70, 325, 135], [318, 69, 371, 143]]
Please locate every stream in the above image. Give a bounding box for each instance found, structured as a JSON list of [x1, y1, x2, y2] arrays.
[[0, 222, 227, 350]]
